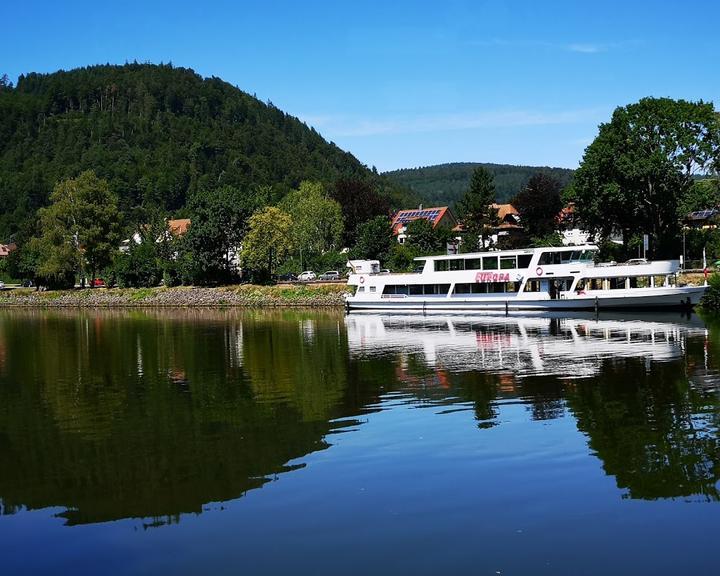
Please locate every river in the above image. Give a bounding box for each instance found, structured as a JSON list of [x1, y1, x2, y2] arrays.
[[0, 308, 718, 575]]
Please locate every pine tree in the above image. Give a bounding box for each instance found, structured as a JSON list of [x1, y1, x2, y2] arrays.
[[456, 167, 498, 251]]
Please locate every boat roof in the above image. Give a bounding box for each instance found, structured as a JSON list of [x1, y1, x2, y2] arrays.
[[414, 244, 599, 261]]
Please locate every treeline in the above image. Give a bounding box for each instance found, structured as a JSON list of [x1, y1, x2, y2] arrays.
[[1, 171, 400, 288], [384, 162, 575, 206], [0, 63, 414, 240]]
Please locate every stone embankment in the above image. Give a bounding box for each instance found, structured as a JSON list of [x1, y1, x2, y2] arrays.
[[0, 284, 350, 308]]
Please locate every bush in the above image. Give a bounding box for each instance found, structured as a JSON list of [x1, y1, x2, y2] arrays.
[[700, 273, 720, 313]]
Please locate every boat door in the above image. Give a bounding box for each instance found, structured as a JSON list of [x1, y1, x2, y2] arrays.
[[540, 279, 557, 299]]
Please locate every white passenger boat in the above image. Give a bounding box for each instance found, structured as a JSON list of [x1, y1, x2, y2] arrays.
[[345, 245, 706, 312]]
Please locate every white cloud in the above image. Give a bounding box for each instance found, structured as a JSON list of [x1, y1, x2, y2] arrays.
[[299, 108, 607, 137], [566, 43, 607, 53]]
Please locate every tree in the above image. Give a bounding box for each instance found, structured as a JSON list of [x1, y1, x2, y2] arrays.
[[184, 185, 255, 284], [405, 218, 453, 255], [241, 207, 293, 280], [332, 178, 390, 245], [33, 171, 121, 286], [512, 173, 563, 238], [456, 167, 498, 250], [574, 97, 720, 256], [349, 215, 394, 262], [677, 178, 720, 219], [280, 181, 344, 256]]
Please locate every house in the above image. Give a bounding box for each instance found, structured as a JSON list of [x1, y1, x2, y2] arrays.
[[684, 208, 719, 229], [390, 206, 457, 244], [0, 243, 17, 258], [120, 219, 192, 252], [556, 202, 594, 246]]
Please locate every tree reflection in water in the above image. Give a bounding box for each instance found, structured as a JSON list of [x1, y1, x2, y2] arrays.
[[0, 309, 718, 527]]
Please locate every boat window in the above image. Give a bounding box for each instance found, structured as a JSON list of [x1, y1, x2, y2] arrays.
[[449, 259, 465, 271], [369, 286, 376, 292], [483, 256, 498, 270], [629, 276, 651, 288], [610, 277, 627, 290], [586, 278, 602, 291], [409, 284, 423, 295], [538, 252, 554, 265], [517, 254, 532, 268], [552, 277, 575, 292], [539, 251, 576, 265], [434, 260, 449, 272], [500, 256, 516, 269], [357, 286, 365, 293], [453, 282, 512, 294], [427, 284, 450, 295], [523, 279, 542, 292], [383, 284, 409, 295], [653, 275, 666, 288], [465, 258, 482, 270]]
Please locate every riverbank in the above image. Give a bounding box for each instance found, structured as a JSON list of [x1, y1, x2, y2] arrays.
[[0, 283, 350, 308]]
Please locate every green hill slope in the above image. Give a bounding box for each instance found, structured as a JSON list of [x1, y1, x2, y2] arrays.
[[0, 63, 406, 237], [384, 162, 575, 207]]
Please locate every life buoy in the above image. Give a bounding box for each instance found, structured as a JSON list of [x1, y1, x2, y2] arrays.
[[359, 276, 365, 284], [536, 267, 543, 276]]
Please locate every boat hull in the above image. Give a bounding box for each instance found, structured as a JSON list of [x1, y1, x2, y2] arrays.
[[346, 286, 707, 313]]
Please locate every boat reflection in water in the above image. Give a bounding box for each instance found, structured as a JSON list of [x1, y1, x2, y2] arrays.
[[348, 311, 720, 502], [346, 312, 707, 379]]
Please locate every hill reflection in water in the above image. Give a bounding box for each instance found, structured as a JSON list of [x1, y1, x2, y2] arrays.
[[0, 309, 718, 531]]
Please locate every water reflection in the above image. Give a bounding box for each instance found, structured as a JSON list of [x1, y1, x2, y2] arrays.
[[0, 309, 364, 525], [346, 313, 720, 500], [0, 309, 718, 529]]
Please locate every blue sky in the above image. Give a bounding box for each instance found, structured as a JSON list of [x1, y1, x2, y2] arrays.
[[2, 0, 719, 171]]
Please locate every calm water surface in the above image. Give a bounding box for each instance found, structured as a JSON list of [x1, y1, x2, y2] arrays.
[[0, 308, 718, 575]]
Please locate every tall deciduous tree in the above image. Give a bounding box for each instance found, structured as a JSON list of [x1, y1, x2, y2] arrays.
[[33, 170, 121, 286], [241, 207, 293, 280], [456, 166, 498, 250], [512, 173, 563, 238], [331, 178, 390, 245], [349, 215, 394, 262], [574, 97, 720, 256], [184, 185, 254, 284], [405, 218, 453, 255], [279, 181, 344, 256]]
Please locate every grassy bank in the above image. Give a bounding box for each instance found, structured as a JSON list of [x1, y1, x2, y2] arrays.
[[0, 283, 350, 308]]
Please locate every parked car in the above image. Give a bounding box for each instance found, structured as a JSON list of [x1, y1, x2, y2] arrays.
[[625, 258, 648, 265], [298, 271, 317, 282], [277, 272, 298, 282], [90, 278, 106, 287], [0, 281, 5, 290], [318, 270, 340, 281], [379, 268, 391, 274], [21, 280, 33, 287]]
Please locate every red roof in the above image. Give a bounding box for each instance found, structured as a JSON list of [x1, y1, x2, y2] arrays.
[[167, 219, 191, 236], [390, 206, 455, 234], [0, 243, 17, 258]]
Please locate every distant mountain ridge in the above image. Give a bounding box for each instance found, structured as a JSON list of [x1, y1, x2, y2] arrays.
[[384, 162, 575, 207]]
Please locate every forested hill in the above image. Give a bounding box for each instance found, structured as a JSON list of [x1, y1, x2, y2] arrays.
[[0, 63, 402, 236], [384, 162, 575, 206]]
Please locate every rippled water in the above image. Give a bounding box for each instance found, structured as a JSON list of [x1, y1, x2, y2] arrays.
[[0, 308, 718, 575]]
